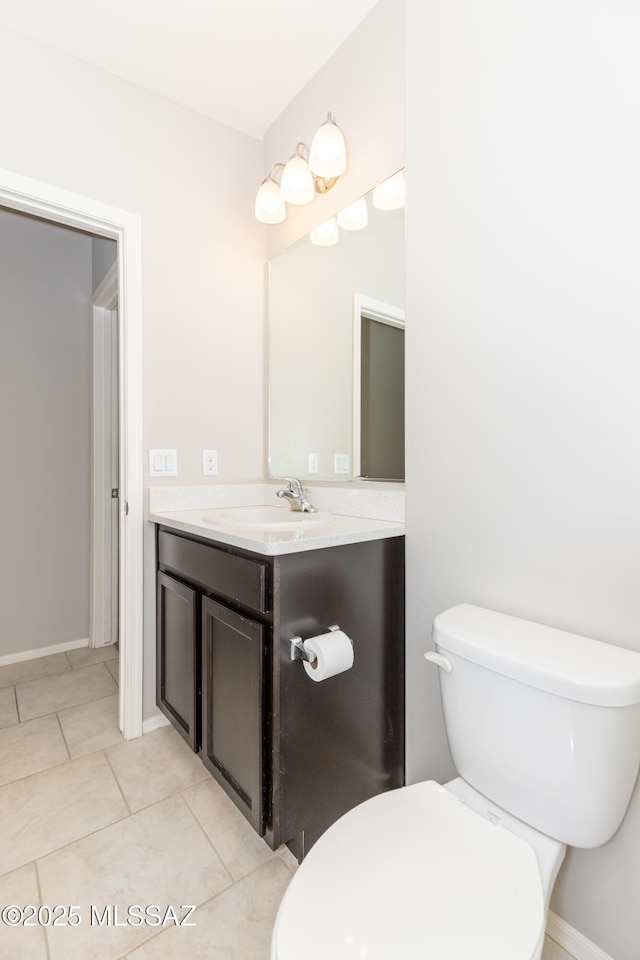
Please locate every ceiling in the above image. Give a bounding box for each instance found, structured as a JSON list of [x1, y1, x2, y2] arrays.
[[0, 0, 380, 139]]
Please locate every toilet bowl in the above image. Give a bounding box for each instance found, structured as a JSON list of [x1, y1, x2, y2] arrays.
[[272, 779, 563, 960], [272, 604, 640, 960]]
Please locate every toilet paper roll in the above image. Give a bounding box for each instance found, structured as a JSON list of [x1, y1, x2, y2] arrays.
[[303, 630, 354, 682]]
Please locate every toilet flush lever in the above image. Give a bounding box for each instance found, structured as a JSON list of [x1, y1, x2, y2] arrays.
[[424, 651, 453, 673]]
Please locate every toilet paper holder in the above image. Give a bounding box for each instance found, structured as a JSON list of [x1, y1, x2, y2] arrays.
[[289, 624, 344, 664]]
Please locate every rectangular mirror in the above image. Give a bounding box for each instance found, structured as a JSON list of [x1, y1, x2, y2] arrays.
[[268, 174, 405, 481]]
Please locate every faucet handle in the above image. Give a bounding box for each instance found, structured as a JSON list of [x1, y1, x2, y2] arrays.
[[274, 477, 318, 513], [275, 477, 304, 496]]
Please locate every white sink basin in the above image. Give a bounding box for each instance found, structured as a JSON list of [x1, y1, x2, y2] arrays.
[[202, 506, 333, 531]]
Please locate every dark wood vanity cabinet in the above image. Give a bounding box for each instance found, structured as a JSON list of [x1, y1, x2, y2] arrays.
[[155, 524, 405, 859], [201, 597, 265, 834], [156, 571, 199, 751]]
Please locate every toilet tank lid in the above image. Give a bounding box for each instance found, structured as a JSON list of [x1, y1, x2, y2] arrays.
[[433, 604, 640, 706]]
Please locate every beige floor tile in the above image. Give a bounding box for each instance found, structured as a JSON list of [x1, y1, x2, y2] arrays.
[[0, 752, 128, 875], [0, 686, 18, 729], [66, 644, 119, 669], [278, 846, 299, 874], [0, 714, 68, 787], [17, 663, 117, 721], [106, 726, 208, 813], [0, 864, 48, 959], [106, 658, 119, 684], [542, 937, 577, 960], [58, 694, 122, 758], [183, 778, 279, 881], [0, 652, 71, 690], [38, 794, 232, 960], [127, 858, 292, 960]]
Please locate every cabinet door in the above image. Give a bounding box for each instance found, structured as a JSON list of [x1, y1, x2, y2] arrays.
[[201, 596, 265, 834], [156, 571, 199, 751]]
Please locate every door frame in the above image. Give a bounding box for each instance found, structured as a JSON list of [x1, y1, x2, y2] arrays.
[[0, 166, 144, 740], [91, 261, 119, 650], [352, 292, 405, 479]]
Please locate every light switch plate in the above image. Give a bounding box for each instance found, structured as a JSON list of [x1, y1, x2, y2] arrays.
[[149, 449, 178, 477], [334, 453, 350, 475]]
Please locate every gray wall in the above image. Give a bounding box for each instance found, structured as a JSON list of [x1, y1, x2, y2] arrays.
[[91, 236, 117, 293], [0, 208, 93, 656], [405, 2, 640, 958]]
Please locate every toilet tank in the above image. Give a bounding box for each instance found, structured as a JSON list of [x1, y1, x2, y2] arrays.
[[431, 605, 640, 848]]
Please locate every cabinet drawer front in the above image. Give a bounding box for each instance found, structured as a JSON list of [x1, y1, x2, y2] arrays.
[[158, 530, 269, 613]]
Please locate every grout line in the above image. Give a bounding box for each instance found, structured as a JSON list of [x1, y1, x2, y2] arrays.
[[6, 664, 73, 693], [33, 861, 52, 960], [56, 689, 121, 718], [103, 749, 133, 817], [0, 653, 290, 960], [24, 808, 131, 878], [0, 715, 77, 790], [180, 787, 236, 884], [66, 652, 120, 672], [1, 690, 120, 733], [278, 847, 299, 875], [2, 791, 192, 885], [54, 711, 72, 762]]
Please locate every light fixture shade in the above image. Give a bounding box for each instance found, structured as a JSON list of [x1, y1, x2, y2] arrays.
[[372, 170, 405, 211], [309, 116, 347, 178], [255, 177, 286, 224], [280, 155, 315, 205], [310, 217, 339, 247], [337, 196, 368, 231]]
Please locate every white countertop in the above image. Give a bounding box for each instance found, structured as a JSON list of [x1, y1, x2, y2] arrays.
[[149, 507, 405, 556]]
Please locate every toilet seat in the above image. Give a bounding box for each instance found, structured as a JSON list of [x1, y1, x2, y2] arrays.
[[272, 781, 545, 960]]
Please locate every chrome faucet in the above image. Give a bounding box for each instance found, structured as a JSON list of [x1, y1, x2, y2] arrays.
[[276, 477, 318, 513]]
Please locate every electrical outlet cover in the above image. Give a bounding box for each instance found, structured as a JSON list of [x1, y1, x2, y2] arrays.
[[203, 449, 218, 476]]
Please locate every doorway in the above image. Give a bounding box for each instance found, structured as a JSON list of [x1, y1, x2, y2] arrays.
[[91, 259, 119, 651], [0, 167, 143, 739], [352, 293, 405, 481]]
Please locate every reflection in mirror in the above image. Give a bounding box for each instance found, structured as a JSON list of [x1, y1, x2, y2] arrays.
[[353, 295, 405, 480], [268, 175, 404, 481]]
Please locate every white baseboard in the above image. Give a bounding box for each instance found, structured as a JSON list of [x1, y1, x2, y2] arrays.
[[0, 637, 89, 668], [142, 713, 171, 735], [547, 911, 614, 960]]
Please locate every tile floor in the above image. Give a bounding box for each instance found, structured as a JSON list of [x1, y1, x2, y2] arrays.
[[0, 647, 575, 960]]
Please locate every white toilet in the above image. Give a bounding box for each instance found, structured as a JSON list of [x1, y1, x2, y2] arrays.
[[272, 604, 640, 960]]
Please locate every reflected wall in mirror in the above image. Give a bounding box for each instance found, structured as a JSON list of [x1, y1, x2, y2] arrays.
[[268, 176, 405, 481]]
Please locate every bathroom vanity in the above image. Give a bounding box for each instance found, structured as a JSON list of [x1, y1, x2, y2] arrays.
[[151, 505, 405, 859]]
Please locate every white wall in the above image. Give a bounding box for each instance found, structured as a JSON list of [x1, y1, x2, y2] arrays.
[[405, 2, 640, 958], [0, 209, 92, 656], [0, 26, 266, 487], [0, 25, 265, 716]]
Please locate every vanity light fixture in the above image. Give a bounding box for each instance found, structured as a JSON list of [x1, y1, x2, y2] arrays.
[[309, 112, 347, 180], [310, 216, 340, 247], [255, 164, 286, 224], [254, 113, 347, 223], [337, 196, 368, 231], [280, 144, 315, 205], [372, 170, 405, 211]]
